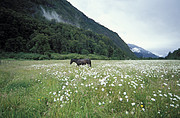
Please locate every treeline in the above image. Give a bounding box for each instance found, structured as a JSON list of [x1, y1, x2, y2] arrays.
[[0, 7, 129, 59], [0, 52, 109, 60], [165, 48, 180, 60]]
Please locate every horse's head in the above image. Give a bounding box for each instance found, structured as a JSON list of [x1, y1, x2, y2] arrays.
[[70, 59, 77, 64], [70, 59, 73, 64]]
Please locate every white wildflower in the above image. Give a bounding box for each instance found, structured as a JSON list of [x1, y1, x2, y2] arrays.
[[119, 84, 122, 87], [54, 98, 56, 102], [174, 95, 180, 100], [65, 82, 69, 86], [173, 98, 177, 101], [159, 94, 163, 97], [60, 96, 63, 101], [175, 104, 179, 108], [170, 104, 174, 107], [131, 103, 135, 106], [168, 93, 173, 97], [125, 111, 129, 114], [131, 111, 134, 115], [62, 86, 66, 90], [53, 92, 56, 95], [102, 88, 105, 91], [164, 94, 167, 97], [119, 98, 123, 101], [83, 77, 87, 80], [75, 75, 79, 78], [151, 98, 156, 101]]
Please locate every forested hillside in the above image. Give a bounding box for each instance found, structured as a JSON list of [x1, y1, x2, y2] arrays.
[[0, 0, 136, 59], [165, 48, 180, 59]]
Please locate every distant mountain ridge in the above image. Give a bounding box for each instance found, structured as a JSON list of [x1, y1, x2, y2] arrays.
[[128, 44, 159, 58]]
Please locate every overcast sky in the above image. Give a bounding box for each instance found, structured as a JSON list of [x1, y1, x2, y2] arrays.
[[67, 0, 180, 57]]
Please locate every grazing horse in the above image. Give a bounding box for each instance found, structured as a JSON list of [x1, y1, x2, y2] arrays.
[[70, 59, 91, 67]]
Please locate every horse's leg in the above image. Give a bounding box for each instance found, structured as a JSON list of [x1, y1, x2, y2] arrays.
[[76, 62, 80, 67], [89, 61, 91, 67], [85, 62, 88, 66], [87, 62, 90, 67]]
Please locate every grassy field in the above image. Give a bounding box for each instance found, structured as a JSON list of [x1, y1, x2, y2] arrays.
[[0, 60, 179, 117]]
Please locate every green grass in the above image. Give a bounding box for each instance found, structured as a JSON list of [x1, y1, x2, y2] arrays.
[[0, 60, 179, 117]]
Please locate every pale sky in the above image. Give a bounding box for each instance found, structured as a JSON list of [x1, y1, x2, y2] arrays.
[[67, 0, 180, 57]]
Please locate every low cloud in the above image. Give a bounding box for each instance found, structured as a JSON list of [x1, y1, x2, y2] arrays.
[[41, 6, 64, 23]]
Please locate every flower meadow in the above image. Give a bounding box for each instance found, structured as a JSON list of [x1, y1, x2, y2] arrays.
[[0, 60, 179, 117]]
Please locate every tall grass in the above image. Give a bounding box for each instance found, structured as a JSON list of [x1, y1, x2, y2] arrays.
[[0, 60, 179, 117]]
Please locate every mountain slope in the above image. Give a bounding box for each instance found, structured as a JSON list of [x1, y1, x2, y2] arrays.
[[0, 0, 135, 59], [38, 0, 133, 55], [128, 44, 159, 58], [165, 48, 180, 59]]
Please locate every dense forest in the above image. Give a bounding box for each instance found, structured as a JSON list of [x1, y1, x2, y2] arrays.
[[0, 6, 131, 60], [165, 48, 180, 60]]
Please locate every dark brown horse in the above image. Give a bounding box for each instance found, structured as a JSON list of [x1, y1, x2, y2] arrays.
[[70, 59, 91, 67]]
